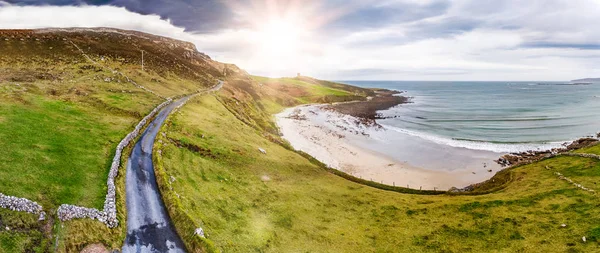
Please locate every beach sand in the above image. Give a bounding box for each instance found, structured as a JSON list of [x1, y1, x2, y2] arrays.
[[276, 105, 503, 190]]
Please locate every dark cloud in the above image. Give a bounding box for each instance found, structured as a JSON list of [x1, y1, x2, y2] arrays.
[[521, 42, 600, 50], [326, 0, 451, 31], [343, 16, 480, 48]]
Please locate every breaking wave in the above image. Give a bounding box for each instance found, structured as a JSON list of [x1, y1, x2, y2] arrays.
[[381, 124, 565, 153]]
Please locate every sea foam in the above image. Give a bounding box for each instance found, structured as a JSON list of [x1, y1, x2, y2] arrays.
[[381, 124, 564, 153]]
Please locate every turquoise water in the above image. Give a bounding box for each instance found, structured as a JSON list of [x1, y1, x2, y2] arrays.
[[343, 81, 600, 152]]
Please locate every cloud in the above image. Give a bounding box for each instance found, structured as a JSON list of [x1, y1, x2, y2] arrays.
[[4, 0, 234, 32], [325, 0, 450, 31], [521, 42, 600, 50]]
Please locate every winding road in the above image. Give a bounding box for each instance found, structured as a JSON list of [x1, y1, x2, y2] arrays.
[[123, 81, 222, 253]]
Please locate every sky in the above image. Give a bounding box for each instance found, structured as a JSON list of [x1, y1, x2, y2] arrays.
[[1, 0, 600, 81]]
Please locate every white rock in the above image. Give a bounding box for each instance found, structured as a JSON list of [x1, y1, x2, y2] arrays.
[[5, 227, 9, 231], [561, 224, 567, 228], [582, 236, 586, 242], [195, 228, 205, 238], [258, 148, 267, 154]]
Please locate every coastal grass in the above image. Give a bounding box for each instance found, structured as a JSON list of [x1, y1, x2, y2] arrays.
[[574, 143, 600, 155], [157, 94, 600, 252], [251, 76, 364, 103]]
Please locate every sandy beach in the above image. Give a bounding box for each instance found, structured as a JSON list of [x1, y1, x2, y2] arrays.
[[276, 105, 504, 190]]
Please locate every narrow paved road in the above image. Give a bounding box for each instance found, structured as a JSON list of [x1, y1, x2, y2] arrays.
[[123, 81, 222, 253]]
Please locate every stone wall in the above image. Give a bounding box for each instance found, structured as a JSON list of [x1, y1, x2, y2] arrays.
[[562, 152, 600, 160], [57, 99, 173, 228], [57, 81, 221, 227], [0, 193, 46, 221], [2, 81, 221, 228]]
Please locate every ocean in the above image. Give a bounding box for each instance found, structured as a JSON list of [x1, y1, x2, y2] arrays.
[[343, 81, 600, 153]]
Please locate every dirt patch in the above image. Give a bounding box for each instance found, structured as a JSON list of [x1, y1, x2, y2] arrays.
[[0, 70, 58, 82], [169, 138, 217, 159], [80, 243, 109, 253]]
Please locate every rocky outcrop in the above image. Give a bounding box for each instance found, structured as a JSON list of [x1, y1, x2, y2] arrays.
[[495, 137, 599, 167], [0, 193, 46, 221]]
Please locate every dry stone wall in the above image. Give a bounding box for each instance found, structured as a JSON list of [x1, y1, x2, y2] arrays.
[[57, 81, 221, 227], [57, 99, 173, 228], [0, 193, 46, 221], [2, 81, 221, 228]]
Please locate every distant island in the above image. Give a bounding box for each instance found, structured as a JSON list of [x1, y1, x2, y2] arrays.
[[537, 82, 591, 85], [572, 77, 600, 83]]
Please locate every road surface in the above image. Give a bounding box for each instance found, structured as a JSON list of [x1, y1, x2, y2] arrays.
[[123, 82, 222, 252]]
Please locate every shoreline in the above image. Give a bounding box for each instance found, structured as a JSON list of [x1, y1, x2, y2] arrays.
[[276, 105, 504, 190], [276, 92, 600, 191]]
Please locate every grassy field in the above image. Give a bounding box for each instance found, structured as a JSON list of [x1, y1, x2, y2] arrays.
[[0, 29, 224, 251], [155, 76, 600, 252]]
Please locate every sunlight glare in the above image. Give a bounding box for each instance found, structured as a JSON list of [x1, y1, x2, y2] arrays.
[[256, 17, 304, 62]]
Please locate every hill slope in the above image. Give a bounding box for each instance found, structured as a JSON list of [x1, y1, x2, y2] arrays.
[[0, 27, 233, 251], [0, 28, 599, 252]]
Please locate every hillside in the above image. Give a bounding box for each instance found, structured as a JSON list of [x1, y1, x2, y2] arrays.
[[155, 73, 600, 253], [0, 27, 231, 251], [0, 28, 376, 252], [0, 28, 599, 252]]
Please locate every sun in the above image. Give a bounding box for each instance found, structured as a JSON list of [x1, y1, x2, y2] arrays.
[[221, 0, 348, 76], [255, 17, 305, 62]]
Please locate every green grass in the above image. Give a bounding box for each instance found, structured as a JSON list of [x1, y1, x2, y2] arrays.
[[0, 209, 49, 253], [574, 143, 600, 155], [157, 94, 600, 252], [250, 76, 364, 103], [0, 29, 222, 251], [0, 93, 137, 209]]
